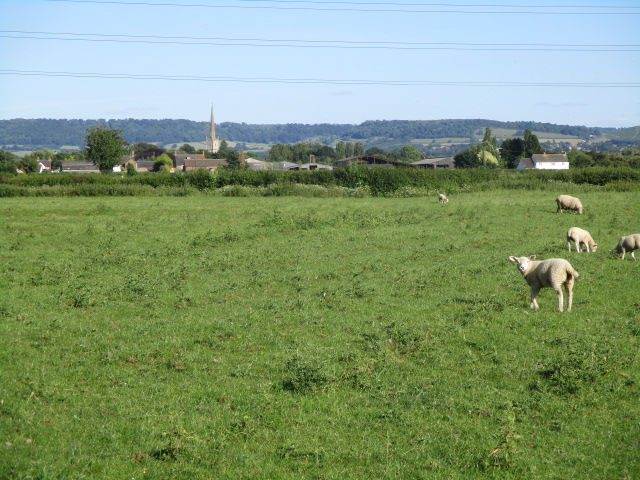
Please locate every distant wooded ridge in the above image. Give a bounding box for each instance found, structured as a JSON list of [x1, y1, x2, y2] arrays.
[[1, 118, 636, 152]]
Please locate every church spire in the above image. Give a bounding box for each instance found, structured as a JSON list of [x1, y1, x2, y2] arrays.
[[206, 103, 220, 153], [210, 104, 216, 143]]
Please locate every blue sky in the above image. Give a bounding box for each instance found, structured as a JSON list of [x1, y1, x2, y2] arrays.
[[1, 0, 638, 127]]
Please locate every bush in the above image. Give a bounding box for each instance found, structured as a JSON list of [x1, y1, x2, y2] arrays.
[[126, 163, 137, 176], [185, 169, 217, 190]]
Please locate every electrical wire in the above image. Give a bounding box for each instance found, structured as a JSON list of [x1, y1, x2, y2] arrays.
[[2, 31, 638, 52], [1, 69, 638, 87], [44, 0, 640, 14]]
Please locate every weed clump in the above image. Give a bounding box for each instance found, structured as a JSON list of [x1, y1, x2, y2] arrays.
[[281, 355, 328, 393], [532, 338, 630, 395]]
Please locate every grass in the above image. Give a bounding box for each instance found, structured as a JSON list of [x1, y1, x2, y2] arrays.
[[1, 191, 638, 479]]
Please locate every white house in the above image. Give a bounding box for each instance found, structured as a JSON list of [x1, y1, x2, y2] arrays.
[[38, 159, 52, 173], [517, 153, 569, 170]]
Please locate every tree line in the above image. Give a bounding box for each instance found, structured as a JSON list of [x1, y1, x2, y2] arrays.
[[0, 118, 607, 151]]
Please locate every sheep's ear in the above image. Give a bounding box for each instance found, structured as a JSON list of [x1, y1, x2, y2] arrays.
[[528, 255, 536, 260], [509, 256, 517, 262]]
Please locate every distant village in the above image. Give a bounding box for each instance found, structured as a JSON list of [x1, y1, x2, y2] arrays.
[[19, 108, 572, 174], [30, 151, 569, 175]]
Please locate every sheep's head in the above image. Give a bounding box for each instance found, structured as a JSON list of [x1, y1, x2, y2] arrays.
[[509, 255, 536, 274]]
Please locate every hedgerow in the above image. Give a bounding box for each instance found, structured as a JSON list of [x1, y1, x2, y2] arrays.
[[0, 167, 638, 197]]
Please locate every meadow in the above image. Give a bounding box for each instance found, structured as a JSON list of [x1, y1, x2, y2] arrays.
[[1, 190, 638, 479]]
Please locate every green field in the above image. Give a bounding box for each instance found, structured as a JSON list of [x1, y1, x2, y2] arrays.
[[1, 191, 638, 479]]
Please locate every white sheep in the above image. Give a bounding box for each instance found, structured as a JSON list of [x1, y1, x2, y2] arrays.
[[509, 255, 579, 312], [556, 195, 583, 215], [613, 233, 640, 261], [438, 193, 448, 203], [566, 227, 598, 253]]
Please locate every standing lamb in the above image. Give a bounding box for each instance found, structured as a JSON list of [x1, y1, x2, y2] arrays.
[[566, 227, 598, 253], [438, 193, 448, 203], [613, 233, 640, 261], [556, 195, 583, 214], [509, 255, 579, 312]]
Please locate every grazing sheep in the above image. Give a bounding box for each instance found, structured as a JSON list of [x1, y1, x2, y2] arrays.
[[438, 193, 448, 203], [556, 195, 583, 214], [509, 255, 579, 312], [613, 233, 640, 261], [566, 227, 598, 253]]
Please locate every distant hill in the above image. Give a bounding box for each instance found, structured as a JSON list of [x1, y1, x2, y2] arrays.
[[0, 118, 634, 155], [602, 126, 640, 142]]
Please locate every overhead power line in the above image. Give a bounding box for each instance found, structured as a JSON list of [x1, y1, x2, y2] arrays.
[[44, 0, 640, 14], [1, 69, 638, 88], [2, 30, 638, 52]]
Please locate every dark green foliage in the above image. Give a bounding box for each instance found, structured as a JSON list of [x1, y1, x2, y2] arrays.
[[126, 163, 137, 176], [523, 129, 542, 157], [84, 125, 127, 173], [265, 143, 294, 163], [132, 142, 165, 159], [18, 156, 38, 173], [0, 149, 19, 175], [500, 138, 525, 168], [184, 169, 215, 190], [365, 146, 387, 157]]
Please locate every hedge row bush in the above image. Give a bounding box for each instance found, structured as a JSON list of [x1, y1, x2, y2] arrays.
[[1, 167, 639, 197]]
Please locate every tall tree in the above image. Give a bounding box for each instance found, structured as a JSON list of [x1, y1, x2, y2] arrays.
[[266, 143, 294, 163], [292, 142, 311, 163], [19, 155, 39, 173], [454, 143, 499, 168], [482, 127, 496, 147], [366, 146, 387, 157], [225, 150, 241, 169], [132, 142, 163, 157], [500, 138, 525, 169], [0, 149, 19, 175], [85, 126, 127, 173], [524, 129, 541, 157], [344, 142, 354, 158], [399, 145, 422, 163]]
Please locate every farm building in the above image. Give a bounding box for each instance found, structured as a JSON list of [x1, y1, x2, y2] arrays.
[[59, 161, 100, 173], [290, 154, 333, 170], [245, 157, 271, 170], [183, 158, 227, 171], [411, 157, 455, 169], [517, 153, 569, 170], [290, 162, 333, 170], [174, 153, 206, 171], [133, 160, 156, 172], [334, 155, 416, 168]]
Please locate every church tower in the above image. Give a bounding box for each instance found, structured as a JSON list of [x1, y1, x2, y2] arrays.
[[206, 104, 220, 154]]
